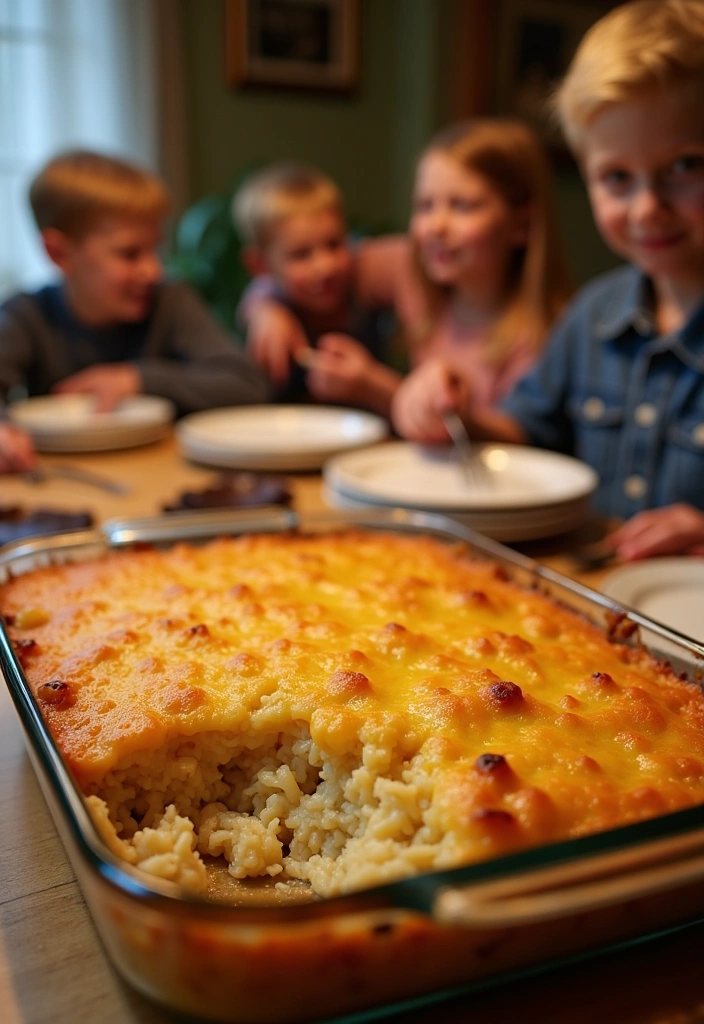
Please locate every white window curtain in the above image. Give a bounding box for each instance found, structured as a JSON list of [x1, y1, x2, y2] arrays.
[[0, 0, 159, 299]]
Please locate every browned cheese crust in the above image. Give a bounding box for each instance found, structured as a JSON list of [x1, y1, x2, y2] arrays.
[[2, 530, 703, 896]]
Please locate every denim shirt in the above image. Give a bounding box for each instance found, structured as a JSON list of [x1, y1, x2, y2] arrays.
[[501, 264, 704, 520]]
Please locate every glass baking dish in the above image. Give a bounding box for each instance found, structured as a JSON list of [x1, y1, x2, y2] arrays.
[[2, 507, 704, 1024]]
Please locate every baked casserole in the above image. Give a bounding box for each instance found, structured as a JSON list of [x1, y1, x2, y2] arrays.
[[2, 528, 704, 901]]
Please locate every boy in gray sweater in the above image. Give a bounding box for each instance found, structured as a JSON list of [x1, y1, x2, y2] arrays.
[[0, 149, 269, 472]]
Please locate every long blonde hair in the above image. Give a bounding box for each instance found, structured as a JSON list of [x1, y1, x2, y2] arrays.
[[413, 119, 571, 366]]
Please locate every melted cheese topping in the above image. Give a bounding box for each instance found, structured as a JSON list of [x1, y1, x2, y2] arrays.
[[3, 530, 704, 888]]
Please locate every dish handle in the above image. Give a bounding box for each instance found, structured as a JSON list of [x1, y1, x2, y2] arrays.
[[431, 827, 704, 928]]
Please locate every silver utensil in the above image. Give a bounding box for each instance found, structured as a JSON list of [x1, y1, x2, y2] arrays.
[[569, 542, 616, 571], [441, 411, 490, 489], [293, 347, 319, 370], [24, 464, 131, 496]]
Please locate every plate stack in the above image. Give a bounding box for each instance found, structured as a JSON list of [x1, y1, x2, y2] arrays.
[[9, 394, 174, 452], [324, 441, 598, 542], [177, 406, 388, 471], [601, 559, 704, 655]]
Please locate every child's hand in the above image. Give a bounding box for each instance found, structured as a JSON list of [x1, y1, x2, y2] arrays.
[[306, 334, 376, 404], [0, 422, 37, 473], [52, 363, 141, 413], [391, 360, 470, 442], [606, 504, 704, 561], [245, 301, 310, 385]]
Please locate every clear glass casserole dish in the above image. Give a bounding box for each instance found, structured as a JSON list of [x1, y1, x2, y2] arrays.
[[1, 507, 704, 1024]]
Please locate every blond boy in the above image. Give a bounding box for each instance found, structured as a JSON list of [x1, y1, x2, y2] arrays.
[[393, 0, 704, 561], [0, 150, 269, 473], [234, 162, 401, 412]]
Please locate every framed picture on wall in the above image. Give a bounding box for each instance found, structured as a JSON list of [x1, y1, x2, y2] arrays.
[[457, 0, 618, 155], [225, 0, 360, 92], [494, 0, 618, 149]]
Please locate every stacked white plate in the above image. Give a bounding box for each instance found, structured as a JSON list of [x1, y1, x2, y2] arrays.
[[324, 441, 598, 542], [601, 558, 704, 653], [9, 394, 175, 452], [176, 405, 388, 472]]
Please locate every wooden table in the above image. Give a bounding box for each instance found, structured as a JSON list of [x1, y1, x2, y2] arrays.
[[1, 434, 703, 1024]]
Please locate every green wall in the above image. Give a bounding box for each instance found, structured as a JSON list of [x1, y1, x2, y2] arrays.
[[181, 0, 454, 230], [180, 0, 617, 284]]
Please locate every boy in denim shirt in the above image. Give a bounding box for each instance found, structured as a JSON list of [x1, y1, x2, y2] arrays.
[[392, 0, 704, 561]]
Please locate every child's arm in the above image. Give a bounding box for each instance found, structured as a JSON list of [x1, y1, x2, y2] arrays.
[[145, 285, 271, 412], [123, 284, 270, 414], [0, 298, 37, 413], [354, 236, 427, 330], [0, 300, 40, 468], [305, 334, 402, 417], [605, 504, 704, 560], [53, 364, 141, 412], [58, 285, 272, 414], [0, 422, 36, 473], [391, 359, 525, 444], [238, 278, 310, 384]]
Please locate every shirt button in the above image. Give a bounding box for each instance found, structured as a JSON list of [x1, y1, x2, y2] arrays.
[[634, 402, 657, 427], [582, 397, 605, 421], [624, 474, 647, 499], [693, 424, 704, 447]]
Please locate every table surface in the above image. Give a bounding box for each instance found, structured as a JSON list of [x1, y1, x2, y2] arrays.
[[1, 434, 703, 1024]]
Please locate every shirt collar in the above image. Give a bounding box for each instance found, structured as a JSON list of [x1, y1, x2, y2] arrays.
[[593, 267, 653, 341], [594, 267, 704, 363], [673, 302, 704, 372]]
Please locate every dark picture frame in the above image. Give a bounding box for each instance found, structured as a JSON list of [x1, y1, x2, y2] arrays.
[[457, 0, 618, 155], [225, 0, 360, 92]]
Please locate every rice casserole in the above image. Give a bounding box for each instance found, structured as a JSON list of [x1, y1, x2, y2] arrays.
[[2, 528, 704, 901]]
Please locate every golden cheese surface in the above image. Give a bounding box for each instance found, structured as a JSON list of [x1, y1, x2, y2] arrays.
[[3, 529, 704, 860]]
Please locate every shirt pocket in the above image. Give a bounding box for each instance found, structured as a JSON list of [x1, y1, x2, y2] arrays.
[[664, 414, 704, 505], [566, 390, 625, 485]]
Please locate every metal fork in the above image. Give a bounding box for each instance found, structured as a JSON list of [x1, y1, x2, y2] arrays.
[[441, 411, 491, 489], [24, 463, 131, 496], [569, 542, 616, 571]]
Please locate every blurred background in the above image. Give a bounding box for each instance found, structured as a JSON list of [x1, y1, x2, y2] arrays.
[[0, 0, 621, 322]]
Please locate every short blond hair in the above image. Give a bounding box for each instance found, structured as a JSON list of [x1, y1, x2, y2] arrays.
[[232, 163, 344, 250], [556, 0, 704, 150], [29, 149, 170, 239]]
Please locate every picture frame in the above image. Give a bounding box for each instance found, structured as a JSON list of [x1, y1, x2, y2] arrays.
[[225, 0, 360, 93], [457, 0, 618, 154]]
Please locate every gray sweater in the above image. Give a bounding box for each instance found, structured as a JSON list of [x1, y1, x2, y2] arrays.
[[0, 281, 270, 415]]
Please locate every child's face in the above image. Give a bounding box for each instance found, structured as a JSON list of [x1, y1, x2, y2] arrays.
[[410, 151, 527, 291], [582, 86, 704, 289], [262, 208, 352, 316], [47, 216, 163, 325]]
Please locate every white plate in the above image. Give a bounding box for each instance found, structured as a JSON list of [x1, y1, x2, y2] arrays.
[[9, 394, 175, 452], [325, 441, 597, 511], [177, 406, 388, 471], [323, 483, 591, 542], [601, 559, 704, 644], [180, 437, 335, 472]]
